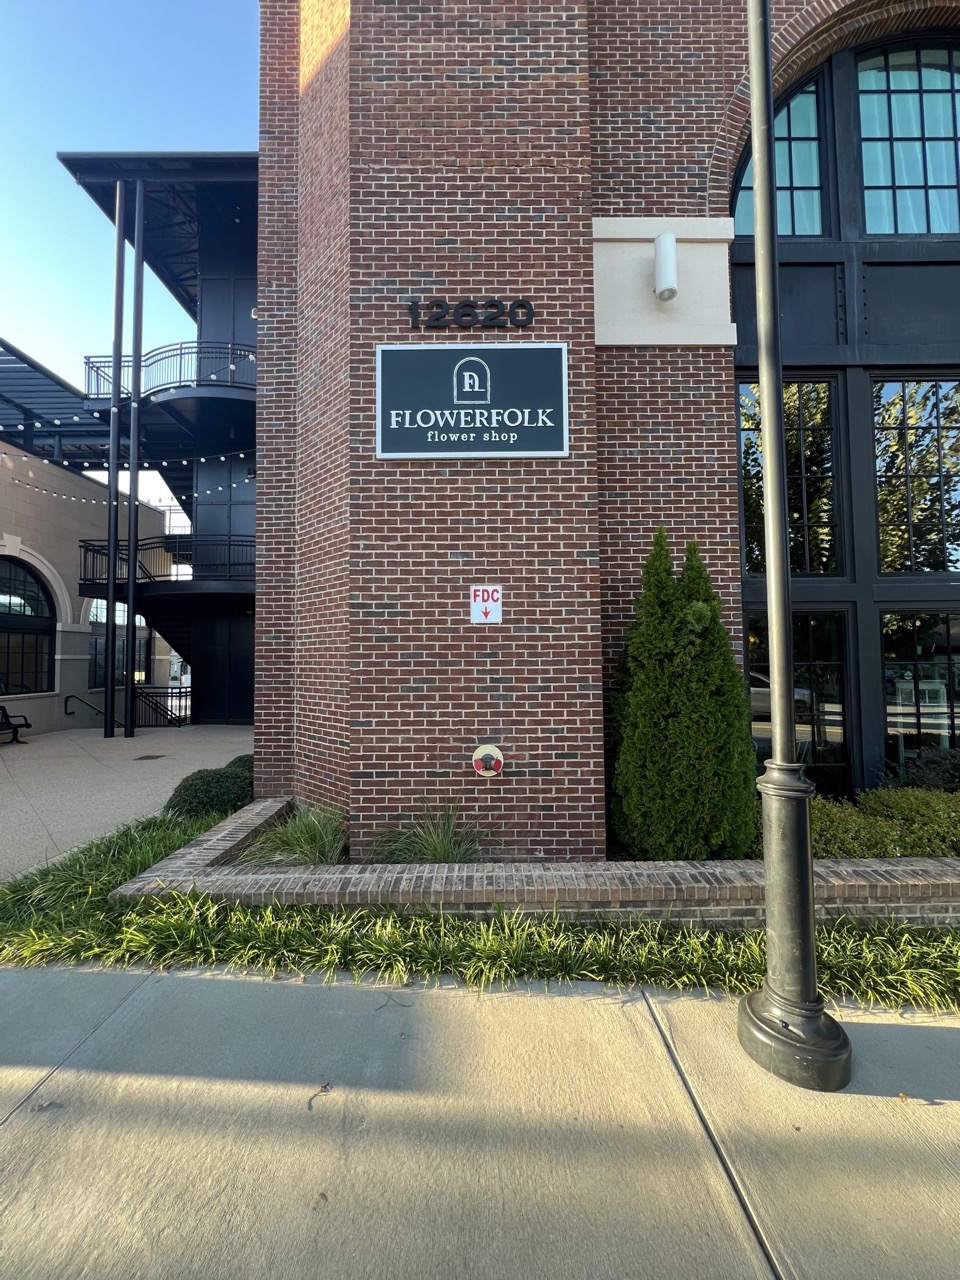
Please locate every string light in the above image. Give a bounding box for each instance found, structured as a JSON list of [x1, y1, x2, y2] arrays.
[[0, 444, 255, 470]]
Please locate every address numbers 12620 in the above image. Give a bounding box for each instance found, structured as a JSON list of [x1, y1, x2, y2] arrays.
[[406, 298, 535, 330]]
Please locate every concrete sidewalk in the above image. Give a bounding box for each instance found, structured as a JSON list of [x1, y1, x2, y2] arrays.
[[2, 966, 958, 1280], [0, 724, 253, 880]]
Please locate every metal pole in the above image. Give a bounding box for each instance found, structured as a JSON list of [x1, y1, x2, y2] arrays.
[[124, 179, 145, 737], [737, 0, 852, 1090], [103, 181, 126, 739]]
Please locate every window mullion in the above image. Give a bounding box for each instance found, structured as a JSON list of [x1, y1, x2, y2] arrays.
[[832, 50, 865, 241]]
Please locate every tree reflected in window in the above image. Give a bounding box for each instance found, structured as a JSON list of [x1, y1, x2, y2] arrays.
[[875, 379, 960, 572], [739, 381, 838, 575]]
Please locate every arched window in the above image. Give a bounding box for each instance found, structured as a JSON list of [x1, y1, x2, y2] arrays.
[[734, 42, 960, 238], [0, 557, 57, 695]]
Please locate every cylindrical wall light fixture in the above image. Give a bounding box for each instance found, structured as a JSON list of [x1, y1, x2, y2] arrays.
[[654, 232, 678, 301]]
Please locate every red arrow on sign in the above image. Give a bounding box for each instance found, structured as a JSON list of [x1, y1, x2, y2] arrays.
[[482, 608, 491, 619]]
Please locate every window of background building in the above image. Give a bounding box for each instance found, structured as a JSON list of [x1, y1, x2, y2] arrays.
[[0, 557, 56, 695], [87, 600, 151, 689]]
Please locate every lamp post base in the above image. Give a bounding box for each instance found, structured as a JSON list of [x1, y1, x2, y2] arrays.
[[738, 984, 852, 1092]]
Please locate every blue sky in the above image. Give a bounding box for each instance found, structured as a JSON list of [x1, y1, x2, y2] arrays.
[[1, 0, 260, 391]]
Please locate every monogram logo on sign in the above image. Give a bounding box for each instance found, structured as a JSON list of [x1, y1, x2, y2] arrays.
[[453, 357, 491, 405]]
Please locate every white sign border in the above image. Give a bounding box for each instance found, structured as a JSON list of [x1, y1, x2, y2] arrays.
[[375, 341, 569, 460]]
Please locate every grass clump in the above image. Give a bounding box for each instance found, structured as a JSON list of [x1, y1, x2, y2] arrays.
[[365, 801, 492, 864], [235, 805, 348, 866], [811, 788, 960, 858], [2, 816, 959, 1013], [164, 764, 253, 821]]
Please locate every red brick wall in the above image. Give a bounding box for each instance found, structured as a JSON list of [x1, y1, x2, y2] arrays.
[[255, 0, 300, 797], [596, 347, 743, 682], [338, 1, 604, 859], [296, 2, 353, 805]]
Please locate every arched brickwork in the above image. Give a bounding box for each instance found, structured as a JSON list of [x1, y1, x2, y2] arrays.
[[707, 0, 960, 214]]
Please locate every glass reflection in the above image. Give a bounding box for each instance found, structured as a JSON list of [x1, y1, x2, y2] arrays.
[[740, 381, 837, 575], [883, 614, 959, 769], [747, 612, 849, 795], [875, 379, 960, 572]]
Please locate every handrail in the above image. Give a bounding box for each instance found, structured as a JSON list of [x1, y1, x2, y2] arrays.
[[136, 686, 191, 727], [79, 535, 255, 585], [64, 694, 123, 727], [64, 690, 190, 728], [85, 340, 257, 398]]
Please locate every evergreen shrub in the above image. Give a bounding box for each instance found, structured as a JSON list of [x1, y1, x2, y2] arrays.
[[612, 530, 758, 860], [164, 765, 254, 821]]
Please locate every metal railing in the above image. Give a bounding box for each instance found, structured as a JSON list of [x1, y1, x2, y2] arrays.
[[80, 535, 256, 585], [65, 689, 191, 728], [136, 686, 191, 726], [64, 694, 123, 728], [85, 341, 257, 398]]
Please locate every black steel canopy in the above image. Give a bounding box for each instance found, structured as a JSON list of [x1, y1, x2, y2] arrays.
[[57, 152, 258, 321], [0, 337, 110, 462]]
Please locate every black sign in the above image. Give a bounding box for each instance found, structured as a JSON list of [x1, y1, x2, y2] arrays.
[[376, 343, 568, 459]]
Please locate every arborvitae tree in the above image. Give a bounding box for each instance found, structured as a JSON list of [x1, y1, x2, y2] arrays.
[[612, 530, 758, 859]]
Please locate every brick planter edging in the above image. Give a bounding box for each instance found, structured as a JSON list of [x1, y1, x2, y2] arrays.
[[110, 797, 960, 928]]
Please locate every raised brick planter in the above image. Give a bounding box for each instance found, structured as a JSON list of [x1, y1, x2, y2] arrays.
[[109, 798, 960, 928]]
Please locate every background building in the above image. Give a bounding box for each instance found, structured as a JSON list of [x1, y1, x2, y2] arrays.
[[0, 344, 168, 733], [2, 152, 258, 731]]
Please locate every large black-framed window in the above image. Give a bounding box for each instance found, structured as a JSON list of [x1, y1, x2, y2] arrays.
[[733, 34, 960, 794], [0, 557, 56, 696], [733, 39, 960, 241]]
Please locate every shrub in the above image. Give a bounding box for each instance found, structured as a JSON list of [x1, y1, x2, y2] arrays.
[[235, 805, 348, 866], [810, 796, 900, 859], [612, 531, 758, 860], [225, 754, 255, 776], [883, 747, 960, 793], [858, 788, 960, 856], [365, 801, 492, 864], [164, 765, 254, 821], [811, 789, 960, 858]]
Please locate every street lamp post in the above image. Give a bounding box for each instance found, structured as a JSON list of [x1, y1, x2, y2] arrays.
[[737, 0, 852, 1091]]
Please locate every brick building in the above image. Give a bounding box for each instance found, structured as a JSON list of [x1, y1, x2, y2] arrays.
[[256, 0, 960, 857]]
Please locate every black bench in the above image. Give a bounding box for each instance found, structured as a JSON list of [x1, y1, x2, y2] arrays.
[[0, 705, 31, 744]]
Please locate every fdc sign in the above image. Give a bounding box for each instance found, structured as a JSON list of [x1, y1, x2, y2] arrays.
[[470, 585, 502, 624], [377, 343, 568, 459]]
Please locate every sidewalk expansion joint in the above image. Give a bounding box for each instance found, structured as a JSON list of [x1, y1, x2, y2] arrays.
[[641, 989, 786, 1280], [0, 970, 154, 1128]]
